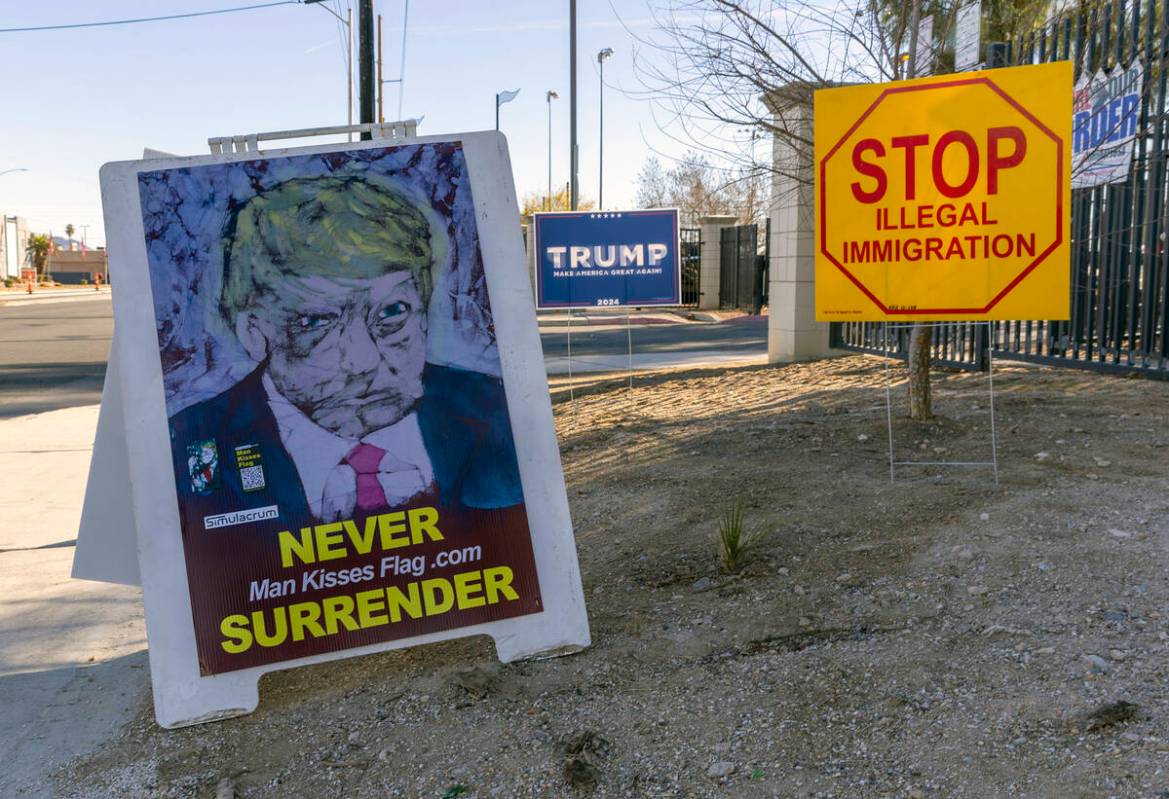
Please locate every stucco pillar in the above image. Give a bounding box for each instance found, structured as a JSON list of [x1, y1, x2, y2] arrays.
[[767, 87, 833, 362], [697, 214, 736, 311]]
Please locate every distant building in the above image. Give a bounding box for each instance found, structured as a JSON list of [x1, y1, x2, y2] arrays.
[[52, 235, 84, 252], [1, 216, 30, 279], [48, 249, 108, 284]]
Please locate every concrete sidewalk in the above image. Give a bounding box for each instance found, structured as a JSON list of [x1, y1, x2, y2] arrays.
[[536, 308, 743, 328], [0, 405, 146, 797], [545, 350, 766, 375]]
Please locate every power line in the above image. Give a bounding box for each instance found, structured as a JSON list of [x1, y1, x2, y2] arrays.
[[0, 1, 300, 34]]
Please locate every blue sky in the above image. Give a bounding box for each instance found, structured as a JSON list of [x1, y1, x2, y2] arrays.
[[0, 0, 695, 247]]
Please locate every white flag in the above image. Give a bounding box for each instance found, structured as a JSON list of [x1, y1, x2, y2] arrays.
[[497, 88, 521, 106]]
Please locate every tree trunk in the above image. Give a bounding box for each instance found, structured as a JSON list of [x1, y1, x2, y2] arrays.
[[907, 323, 933, 420], [903, 2, 932, 423]]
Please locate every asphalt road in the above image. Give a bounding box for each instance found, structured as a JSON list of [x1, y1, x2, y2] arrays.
[[0, 297, 767, 416], [0, 296, 114, 418], [539, 315, 766, 357]]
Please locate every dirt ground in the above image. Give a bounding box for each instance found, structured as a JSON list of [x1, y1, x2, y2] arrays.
[[50, 354, 1169, 799]]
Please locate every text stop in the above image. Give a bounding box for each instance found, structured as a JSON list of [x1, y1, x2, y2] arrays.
[[850, 126, 1027, 203]]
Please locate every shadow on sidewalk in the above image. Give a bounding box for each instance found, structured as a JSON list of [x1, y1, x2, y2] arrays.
[[0, 362, 106, 418], [2, 650, 150, 797]]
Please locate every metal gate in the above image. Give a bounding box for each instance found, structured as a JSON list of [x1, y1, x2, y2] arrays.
[[719, 224, 759, 311], [680, 227, 701, 306], [832, 322, 989, 370], [833, 0, 1169, 378]]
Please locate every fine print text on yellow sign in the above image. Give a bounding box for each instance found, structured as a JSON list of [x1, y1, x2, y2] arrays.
[[815, 61, 1072, 321]]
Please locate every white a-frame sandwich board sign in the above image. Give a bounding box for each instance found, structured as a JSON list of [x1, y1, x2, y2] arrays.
[[76, 130, 589, 728]]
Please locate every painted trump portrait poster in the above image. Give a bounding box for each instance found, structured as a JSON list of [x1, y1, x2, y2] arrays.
[[136, 142, 543, 674]]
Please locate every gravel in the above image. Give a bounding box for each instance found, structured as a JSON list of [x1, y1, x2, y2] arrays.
[[51, 356, 1169, 798]]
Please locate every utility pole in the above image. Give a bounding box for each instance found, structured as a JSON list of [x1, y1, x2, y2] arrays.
[[569, 0, 578, 210], [305, 2, 353, 140], [378, 1, 410, 122], [397, 1, 408, 119], [347, 5, 354, 140], [359, 0, 375, 140]]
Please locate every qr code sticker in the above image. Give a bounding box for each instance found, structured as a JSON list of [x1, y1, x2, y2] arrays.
[[240, 465, 266, 492]]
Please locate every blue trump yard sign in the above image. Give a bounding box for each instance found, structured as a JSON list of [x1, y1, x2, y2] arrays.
[[533, 209, 680, 309]]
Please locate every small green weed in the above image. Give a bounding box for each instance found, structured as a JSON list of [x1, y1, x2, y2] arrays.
[[718, 503, 764, 572]]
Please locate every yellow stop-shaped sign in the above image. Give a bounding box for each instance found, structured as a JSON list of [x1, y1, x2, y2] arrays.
[[815, 62, 1072, 321]]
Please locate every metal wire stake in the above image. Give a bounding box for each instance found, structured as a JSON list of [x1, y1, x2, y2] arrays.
[[987, 322, 1000, 484], [566, 310, 574, 403], [884, 322, 895, 483], [626, 307, 634, 392], [884, 321, 1000, 481]]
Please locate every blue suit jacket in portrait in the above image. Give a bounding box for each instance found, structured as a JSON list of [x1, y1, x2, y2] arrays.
[[166, 362, 525, 533]]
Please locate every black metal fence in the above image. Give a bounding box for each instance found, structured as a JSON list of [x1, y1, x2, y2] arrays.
[[833, 0, 1169, 378], [680, 227, 701, 306], [832, 321, 991, 370], [719, 224, 760, 311]]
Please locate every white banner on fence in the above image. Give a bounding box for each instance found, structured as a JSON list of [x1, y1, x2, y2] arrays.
[[1072, 61, 1144, 188], [913, 15, 935, 76], [954, 1, 982, 71]]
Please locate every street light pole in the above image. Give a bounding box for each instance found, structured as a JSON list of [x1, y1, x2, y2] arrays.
[[546, 90, 559, 211], [569, 0, 578, 210], [597, 47, 613, 210]]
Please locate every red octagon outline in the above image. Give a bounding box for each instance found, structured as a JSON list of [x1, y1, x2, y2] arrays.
[[819, 77, 1065, 316]]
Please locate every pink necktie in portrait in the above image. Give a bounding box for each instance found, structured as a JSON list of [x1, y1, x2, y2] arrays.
[[344, 442, 390, 513]]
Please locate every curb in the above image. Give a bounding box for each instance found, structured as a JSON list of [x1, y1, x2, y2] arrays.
[[537, 309, 727, 328], [538, 315, 684, 328], [0, 290, 112, 308]]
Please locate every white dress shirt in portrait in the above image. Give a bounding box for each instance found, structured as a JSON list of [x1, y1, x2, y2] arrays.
[[263, 374, 436, 521]]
